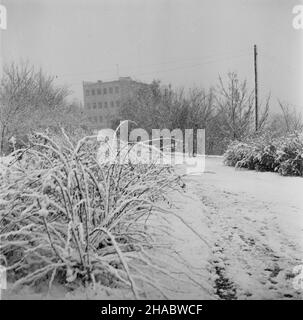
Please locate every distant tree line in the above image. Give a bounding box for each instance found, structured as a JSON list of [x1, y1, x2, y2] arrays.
[[0, 62, 301, 156], [113, 72, 301, 154]]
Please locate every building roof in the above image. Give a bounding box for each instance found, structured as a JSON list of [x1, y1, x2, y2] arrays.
[[83, 76, 143, 87]]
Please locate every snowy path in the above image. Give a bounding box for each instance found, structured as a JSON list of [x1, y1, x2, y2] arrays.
[[185, 157, 303, 299]]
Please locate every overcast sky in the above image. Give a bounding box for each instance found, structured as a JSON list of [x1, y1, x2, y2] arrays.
[[1, 0, 302, 111]]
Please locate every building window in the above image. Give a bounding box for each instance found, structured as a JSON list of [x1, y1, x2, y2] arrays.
[[93, 102, 97, 109], [88, 117, 92, 122], [87, 103, 91, 109], [116, 100, 120, 107], [115, 86, 119, 94], [92, 89, 95, 95], [109, 87, 113, 94], [86, 89, 90, 96], [110, 101, 114, 107], [103, 88, 107, 94], [97, 88, 101, 95], [104, 101, 108, 108], [99, 116, 103, 122], [94, 116, 98, 123], [98, 102, 102, 108]]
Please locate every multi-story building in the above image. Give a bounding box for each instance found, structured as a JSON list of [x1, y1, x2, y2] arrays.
[[83, 76, 146, 129]]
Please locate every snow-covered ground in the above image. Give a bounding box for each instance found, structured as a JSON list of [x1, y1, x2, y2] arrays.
[[182, 156, 303, 299]]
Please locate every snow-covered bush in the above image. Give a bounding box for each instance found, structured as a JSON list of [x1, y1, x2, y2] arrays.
[[223, 133, 303, 176], [223, 142, 254, 168], [275, 134, 303, 176], [0, 131, 185, 298]]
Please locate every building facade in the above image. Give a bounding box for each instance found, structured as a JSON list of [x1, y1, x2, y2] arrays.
[[83, 76, 145, 129]]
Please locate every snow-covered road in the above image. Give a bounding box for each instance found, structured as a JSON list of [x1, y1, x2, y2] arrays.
[[185, 157, 303, 299]]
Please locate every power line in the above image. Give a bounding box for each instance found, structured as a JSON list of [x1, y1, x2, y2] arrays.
[[62, 52, 252, 86], [55, 48, 252, 79], [131, 53, 251, 78]]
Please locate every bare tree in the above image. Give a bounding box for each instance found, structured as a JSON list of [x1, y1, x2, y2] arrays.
[[0, 62, 88, 154], [215, 72, 270, 141], [276, 100, 303, 133], [215, 72, 254, 140], [186, 87, 215, 128], [257, 94, 270, 131], [267, 101, 303, 137]]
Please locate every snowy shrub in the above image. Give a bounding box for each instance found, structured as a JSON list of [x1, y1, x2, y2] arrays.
[[223, 142, 254, 168], [274, 134, 303, 176], [223, 133, 303, 176], [0, 131, 188, 298]]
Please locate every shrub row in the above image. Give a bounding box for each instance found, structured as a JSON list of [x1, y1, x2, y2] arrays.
[[223, 133, 303, 176]]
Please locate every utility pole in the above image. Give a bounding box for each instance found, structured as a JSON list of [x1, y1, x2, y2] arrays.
[[254, 44, 258, 131]]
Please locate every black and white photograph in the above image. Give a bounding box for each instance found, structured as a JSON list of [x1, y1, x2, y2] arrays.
[[0, 0, 302, 305]]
